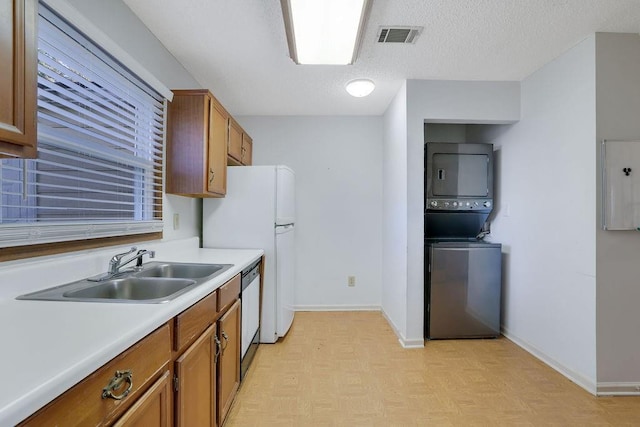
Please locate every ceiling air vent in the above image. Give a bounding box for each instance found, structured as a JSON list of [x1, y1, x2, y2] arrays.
[[377, 26, 423, 44]]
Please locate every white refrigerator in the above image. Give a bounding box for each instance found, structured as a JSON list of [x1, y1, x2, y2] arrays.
[[203, 165, 295, 343]]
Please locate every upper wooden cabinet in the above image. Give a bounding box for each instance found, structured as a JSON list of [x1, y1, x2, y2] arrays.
[[167, 88, 254, 198], [227, 118, 243, 164], [0, 0, 38, 158], [227, 117, 253, 166], [241, 133, 253, 165], [166, 89, 228, 197]]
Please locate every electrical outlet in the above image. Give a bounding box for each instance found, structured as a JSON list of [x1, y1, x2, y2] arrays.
[[173, 213, 180, 230], [348, 276, 356, 287]]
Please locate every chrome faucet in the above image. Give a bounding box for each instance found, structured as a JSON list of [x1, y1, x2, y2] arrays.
[[89, 247, 156, 282], [107, 247, 138, 275], [109, 247, 156, 275]]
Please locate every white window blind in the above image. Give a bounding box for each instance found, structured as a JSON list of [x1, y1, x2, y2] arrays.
[[0, 4, 164, 248]]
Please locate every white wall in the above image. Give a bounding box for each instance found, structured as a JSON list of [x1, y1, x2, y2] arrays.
[[62, 0, 202, 242], [483, 36, 597, 392], [382, 83, 409, 343], [424, 124, 468, 143], [404, 80, 520, 343], [595, 33, 640, 389], [237, 116, 383, 310]]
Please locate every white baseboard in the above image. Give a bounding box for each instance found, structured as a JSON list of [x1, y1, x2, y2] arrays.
[[597, 382, 640, 396], [501, 327, 597, 395], [294, 304, 381, 312], [381, 308, 424, 349]]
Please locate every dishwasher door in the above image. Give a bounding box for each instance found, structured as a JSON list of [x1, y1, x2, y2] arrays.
[[242, 273, 260, 357], [241, 261, 261, 380], [427, 242, 502, 339]]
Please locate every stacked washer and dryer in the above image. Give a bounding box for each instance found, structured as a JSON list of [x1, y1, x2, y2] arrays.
[[424, 143, 502, 340]]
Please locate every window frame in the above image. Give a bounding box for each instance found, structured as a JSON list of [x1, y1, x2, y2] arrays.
[[0, 2, 168, 260]]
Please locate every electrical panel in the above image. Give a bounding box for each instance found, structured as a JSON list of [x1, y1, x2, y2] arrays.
[[602, 140, 640, 230]]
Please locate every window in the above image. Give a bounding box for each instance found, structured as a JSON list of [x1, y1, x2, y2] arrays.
[[0, 4, 164, 249]]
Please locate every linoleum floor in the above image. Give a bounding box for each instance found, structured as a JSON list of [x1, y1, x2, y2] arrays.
[[225, 311, 640, 426]]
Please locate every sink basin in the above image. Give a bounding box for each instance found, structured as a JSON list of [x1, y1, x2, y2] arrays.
[[63, 277, 197, 302], [136, 262, 228, 279], [17, 261, 234, 303]]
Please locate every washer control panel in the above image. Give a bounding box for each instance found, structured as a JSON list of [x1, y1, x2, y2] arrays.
[[427, 199, 493, 211]]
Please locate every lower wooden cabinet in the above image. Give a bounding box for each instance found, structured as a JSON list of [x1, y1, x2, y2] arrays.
[[19, 274, 245, 427], [174, 323, 218, 427], [19, 324, 172, 426], [113, 371, 172, 427], [217, 299, 241, 426]]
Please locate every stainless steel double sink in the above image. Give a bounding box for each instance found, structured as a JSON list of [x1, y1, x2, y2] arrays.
[[17, 262, 233, 304]]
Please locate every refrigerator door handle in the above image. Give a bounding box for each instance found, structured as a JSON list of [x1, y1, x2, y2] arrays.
[[276, 224, 295, 233]]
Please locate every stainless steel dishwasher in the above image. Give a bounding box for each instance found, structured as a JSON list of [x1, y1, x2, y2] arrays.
[[241, 259, 261, 380], [426, 241, 502, 339]]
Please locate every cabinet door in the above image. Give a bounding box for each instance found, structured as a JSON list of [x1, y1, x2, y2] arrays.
[[227, 118, 243, 164], [113, 371, 171, 427], [217, 299, 241, 426], [241, 133, 252, 165], [0, 0, 37, 157], [175, 323, 218, 427], [208, 99, 227, 196]]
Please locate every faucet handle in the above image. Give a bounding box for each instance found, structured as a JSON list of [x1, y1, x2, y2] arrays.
[[139, 249, 155, 258], [135, 249, 156, 268]]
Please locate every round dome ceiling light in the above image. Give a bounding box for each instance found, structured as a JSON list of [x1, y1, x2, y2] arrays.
[[345, 79, 375, 97]]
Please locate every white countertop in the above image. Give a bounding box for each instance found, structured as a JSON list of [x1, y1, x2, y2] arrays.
[[0, 245, 263, 426]]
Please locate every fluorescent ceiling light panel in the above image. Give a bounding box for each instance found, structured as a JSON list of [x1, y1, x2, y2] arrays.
[[282, 0, 370, 65]]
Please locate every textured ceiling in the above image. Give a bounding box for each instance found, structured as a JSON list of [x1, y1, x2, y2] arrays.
[[122, 0, 640, 116]]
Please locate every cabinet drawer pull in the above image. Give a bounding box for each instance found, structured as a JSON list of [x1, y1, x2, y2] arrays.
[[102, 370, 133, 400], [214, 335, 222, 363], [209, 168, 215, 183], [221, 331, 229, 351]]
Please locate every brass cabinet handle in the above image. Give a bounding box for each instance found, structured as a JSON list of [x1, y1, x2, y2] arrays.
[[209, 168, 215, 183], [102, 370, 133, 400], [221, 331, 229, 351], [214, 335, 222, 363]]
